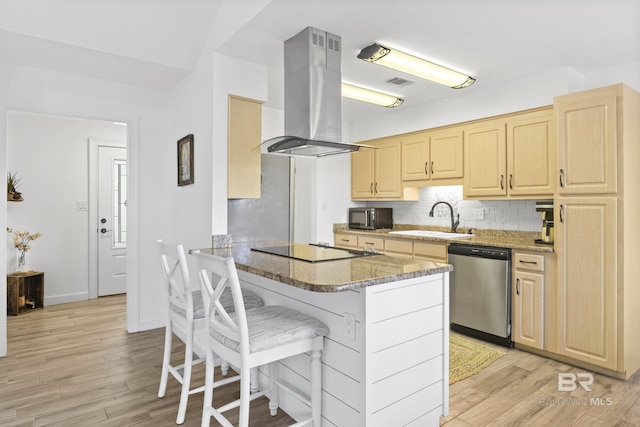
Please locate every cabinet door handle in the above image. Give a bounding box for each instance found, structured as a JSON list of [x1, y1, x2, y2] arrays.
[[431, 161, 434, 175], [559, 169, 565, 187], [424, 162, 428, 175], [509, 174, 513, 189], [519, 260, 538, 265], [500, 174, 504, 190], [375, 182, 378, 193], [370, 183, 373, 194], [559, 204, 564, 223], [516, 278, 520, 295]]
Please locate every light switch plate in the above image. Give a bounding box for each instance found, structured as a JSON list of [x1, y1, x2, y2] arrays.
[[474, 207, 484, 220], [77, 201, 89, 211]]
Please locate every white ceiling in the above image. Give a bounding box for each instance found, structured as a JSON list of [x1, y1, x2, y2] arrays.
[[1, 0, 638, 121]]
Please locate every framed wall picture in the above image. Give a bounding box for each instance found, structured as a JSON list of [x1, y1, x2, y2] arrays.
[[177, 134, 194, 186]]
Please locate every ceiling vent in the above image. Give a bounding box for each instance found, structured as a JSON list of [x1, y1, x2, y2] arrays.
[[386, 77, 415, 86]]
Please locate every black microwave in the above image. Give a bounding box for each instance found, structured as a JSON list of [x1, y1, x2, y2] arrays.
[[348, 207, 393, 230]]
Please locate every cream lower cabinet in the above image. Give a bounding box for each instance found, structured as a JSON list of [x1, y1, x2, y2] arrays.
[[384, 239, 413, 258], [555, 197, 618, 370], [333, 233, 448, 262], [357, 236, 384, 253], [333, 233, 385, 254], [512, 252, 548, 350], [413, 241, 448, 263], [334, 233, 358, 249]]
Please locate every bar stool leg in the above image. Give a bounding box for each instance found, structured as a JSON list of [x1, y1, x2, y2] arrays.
[[201, 348, 214, 427], [250, 367, 260, 393], [158, 321, 172, 398], [268, 362, 279, 416], [310, 346, 322, 427], [239, 363, 252, 427], [176, 326, 194, 424]]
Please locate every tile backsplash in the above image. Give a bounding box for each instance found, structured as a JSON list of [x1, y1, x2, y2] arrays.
[[371, 186, 542, 232]]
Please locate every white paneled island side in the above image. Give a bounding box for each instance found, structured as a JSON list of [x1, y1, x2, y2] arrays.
[[195, 242, 451, 427]]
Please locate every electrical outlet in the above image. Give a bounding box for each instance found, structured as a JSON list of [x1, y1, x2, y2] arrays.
[[474, 207, 485, 220], [344, 312, 356, 341]]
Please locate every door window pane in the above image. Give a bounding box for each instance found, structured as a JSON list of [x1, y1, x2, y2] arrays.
[[113, 159, 127, 247]]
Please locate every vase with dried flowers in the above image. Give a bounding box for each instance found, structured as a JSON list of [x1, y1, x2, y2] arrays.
[[6, 227, 41, 272]]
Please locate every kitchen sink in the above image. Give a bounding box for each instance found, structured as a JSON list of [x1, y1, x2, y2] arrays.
[[388, 230, 475, 239]]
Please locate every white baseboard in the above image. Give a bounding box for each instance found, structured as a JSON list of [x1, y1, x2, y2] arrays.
[[138, 317, 165, 332], [44, 292, 89, 306]]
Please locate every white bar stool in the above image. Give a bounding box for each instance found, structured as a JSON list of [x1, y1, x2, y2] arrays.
[[156, 241, 262, 424], [193, 250, 329, 427]]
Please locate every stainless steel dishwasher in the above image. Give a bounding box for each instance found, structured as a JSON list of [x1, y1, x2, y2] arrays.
[[448, 244, 512, 347]]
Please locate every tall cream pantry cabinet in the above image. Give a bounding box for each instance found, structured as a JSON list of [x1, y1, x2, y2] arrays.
[[554, 84, 640, 378]]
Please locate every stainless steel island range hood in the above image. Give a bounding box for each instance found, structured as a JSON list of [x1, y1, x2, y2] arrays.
[[262, 26, 374, 157]]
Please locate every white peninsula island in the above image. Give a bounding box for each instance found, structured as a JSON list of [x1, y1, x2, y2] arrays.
[[196, 242, 451, 427]]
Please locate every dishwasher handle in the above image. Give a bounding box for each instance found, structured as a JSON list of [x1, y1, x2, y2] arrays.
[[448, 244, 511, 260]]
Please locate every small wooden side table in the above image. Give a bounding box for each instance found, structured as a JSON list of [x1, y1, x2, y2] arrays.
[[7, 271, 44, 315]]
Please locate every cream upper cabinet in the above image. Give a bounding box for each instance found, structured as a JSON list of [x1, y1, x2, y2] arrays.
[[507, 109, 554, 196], [464, 108, 554, 199], [555, 197, 618, 370], [463, 119, 507, 197], [555, 90, 618, 195], [227, 95, 264, 199], [430, 127, 464, 180], [351, 147, 376, 199], [401, 132, 430, 181], [375, 139, 402, 199], [352, 137, 403, 200], [401, 128, 463, 185]]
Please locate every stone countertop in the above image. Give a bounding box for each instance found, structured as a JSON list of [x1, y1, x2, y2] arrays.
[[193, 241, 452, 293], [334, 224, 555, 253]]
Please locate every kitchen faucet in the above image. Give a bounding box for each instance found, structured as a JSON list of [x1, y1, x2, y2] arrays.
[[429, 201, 460, 233]]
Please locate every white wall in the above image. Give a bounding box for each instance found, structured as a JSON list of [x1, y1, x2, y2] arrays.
[[0, 62, 172, 356], [6, 112, 126, 304]]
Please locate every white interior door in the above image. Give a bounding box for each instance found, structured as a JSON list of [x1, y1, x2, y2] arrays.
[[98, 146, 127, 296]]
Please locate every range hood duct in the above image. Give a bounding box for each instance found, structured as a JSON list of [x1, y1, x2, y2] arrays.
[[263, 26, 374, 157]]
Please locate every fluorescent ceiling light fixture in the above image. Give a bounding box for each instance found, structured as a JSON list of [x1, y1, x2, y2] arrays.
[[342, 83, 404, 107], [357, 43, 475, 89]]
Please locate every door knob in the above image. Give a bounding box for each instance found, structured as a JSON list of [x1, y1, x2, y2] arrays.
[[100, 228, 112, 234]]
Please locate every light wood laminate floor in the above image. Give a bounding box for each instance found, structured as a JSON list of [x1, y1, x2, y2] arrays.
[[1, 295, 294, 426], [442, 335, 640, 427], [2, 295, 640, 426]]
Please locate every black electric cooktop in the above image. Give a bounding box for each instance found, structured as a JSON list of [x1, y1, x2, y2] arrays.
[[251, 243, 374, 263]]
